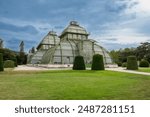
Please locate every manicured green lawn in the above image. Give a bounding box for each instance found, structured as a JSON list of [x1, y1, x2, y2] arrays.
[[138, 67, 150, 73], [0, 70, 150, 100]]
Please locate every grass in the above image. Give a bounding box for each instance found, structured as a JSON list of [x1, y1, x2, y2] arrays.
[[138, 67, 150, 73], [0, 70, 150, 100]]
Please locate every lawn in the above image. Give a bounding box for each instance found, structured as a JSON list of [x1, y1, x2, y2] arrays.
[[138, 67, 150, 73], [0, 70, 150, 100]]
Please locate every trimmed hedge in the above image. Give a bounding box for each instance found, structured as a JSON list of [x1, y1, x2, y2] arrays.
[[91, 54, 105, 70], [0, 53, 4, 71], [122, 62, 127, 67], [73, 56, 86, 70], [4, 60, 15, 68], [139, 60, 149, 67], [127, 56, 138, 70]]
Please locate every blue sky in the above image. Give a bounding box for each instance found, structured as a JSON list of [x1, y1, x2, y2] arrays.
[[0, 0, 150, 52]]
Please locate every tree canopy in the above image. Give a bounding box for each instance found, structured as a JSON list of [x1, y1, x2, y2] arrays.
[[0, 48, 27, 65], [110, 42, 150, 64]]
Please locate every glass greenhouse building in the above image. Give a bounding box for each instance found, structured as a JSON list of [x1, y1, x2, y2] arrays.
[[28, 21, 112, 65]]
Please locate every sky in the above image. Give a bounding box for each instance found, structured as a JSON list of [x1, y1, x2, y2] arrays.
[[0, 0, 150, 52]]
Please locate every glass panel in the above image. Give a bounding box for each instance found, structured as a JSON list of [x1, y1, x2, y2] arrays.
[[73, 34, 77, 39]]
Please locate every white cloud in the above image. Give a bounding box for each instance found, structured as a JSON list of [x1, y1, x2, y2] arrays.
[[100, 35, 149, 44], [1, 0, 150, 50], [137, 0, 150, 12]]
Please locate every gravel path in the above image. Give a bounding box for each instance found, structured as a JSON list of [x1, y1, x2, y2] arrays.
[[13, 65, 150, 76], [106, 67, 150, 76], [13, 65, 71, 71]]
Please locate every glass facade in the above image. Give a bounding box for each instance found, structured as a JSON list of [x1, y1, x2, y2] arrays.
[[28, 21, 112, 65]]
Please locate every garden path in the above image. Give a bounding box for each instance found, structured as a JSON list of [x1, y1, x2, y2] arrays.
[[106, 67, 150, 76]]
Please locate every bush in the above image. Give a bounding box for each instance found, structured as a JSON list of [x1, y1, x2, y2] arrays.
[[73, 56, 86, 70], [91, 54, 105, 70], [11, 57, 18, 67], [117, 62, 122, 67], [4, 60, 15, 68], [0, 53, 4, 71], [139, 60, 149, 67], [127, 56, 138, 70], [122, 62, 127, 67]]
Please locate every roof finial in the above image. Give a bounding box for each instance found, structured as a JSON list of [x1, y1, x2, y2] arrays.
[[70, 21, 79, 26]]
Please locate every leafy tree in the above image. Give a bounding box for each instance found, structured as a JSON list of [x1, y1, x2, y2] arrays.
[[18, 52, 27, 65], [118, 48, 136, 63], [109, 50, 120, 63], [0, 48, 16, 61], [0, 48, 27, 65], [31, 47, 35, 53], [11, 57, 18, 67], [136, 42, 150, 63], [110, 48, 136, 65]]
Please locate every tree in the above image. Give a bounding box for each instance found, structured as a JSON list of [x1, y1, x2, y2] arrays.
[[0, 48, 27, 65], [31, 47, 35, 53], [0, 48, 16, 61], [118, 48, 136, 63], [18, 52, 27, 65], [109, 50, 119, 63], [11, 57, 18, 67], [110, 48, 136, 65], [136, 42, 150, 63], [91, 54, 105, 70]]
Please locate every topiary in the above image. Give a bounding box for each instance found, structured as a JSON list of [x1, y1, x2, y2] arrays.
[[73, 56, 86, 70], [139, 59, 149, 67], [4, 60, 15, 68], [91, 54, 105, 70], [0, 53, 4, 71], [127, 56, 138, 70], [122, 62, 127, 67]]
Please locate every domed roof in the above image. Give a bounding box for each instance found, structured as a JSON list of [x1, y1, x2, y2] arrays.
[[60, 21, 89, 37], [37, 31, 60, 49]]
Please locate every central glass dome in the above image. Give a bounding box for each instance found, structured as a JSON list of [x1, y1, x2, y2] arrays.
[[60, 21, 89, 39]]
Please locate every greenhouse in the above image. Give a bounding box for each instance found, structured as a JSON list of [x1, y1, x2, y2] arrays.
[[27, 21, 112, 64]]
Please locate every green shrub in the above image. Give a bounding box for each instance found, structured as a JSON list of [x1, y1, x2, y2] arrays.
[[0, 53, 4, 71], [73, 56, 86, 70], [122, 62, 127, 67], [11, 57, 18, 67], [4, 60, 15, 68], [117, 62, 122, 67], [127, 56, 138, 70], [139, 60, 149, 67], [91, 54, 105, 70]]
